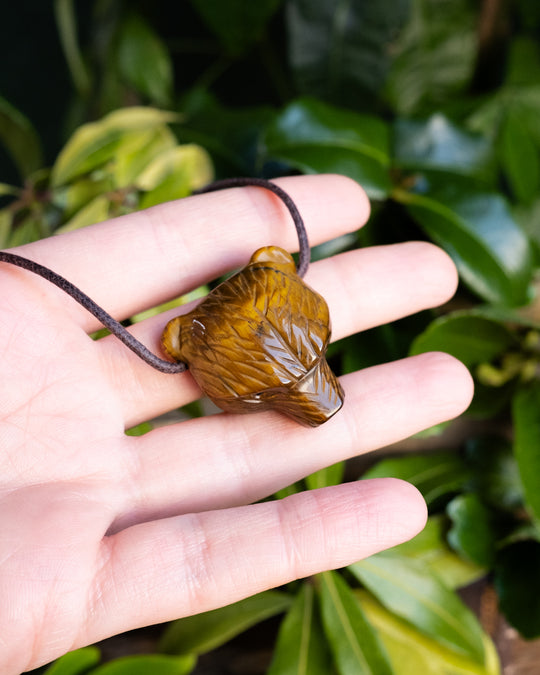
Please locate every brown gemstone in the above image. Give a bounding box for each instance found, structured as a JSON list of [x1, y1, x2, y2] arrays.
[[161, 246, 344, 426]]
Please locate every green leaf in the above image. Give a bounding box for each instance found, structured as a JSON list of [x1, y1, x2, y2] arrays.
[[0, 182, 20, 196], [267, 583, 332, 675], [513, 198, 540, 262], [0, 208, 12, 248], [112, 126, 178, 188], [43, 647, 101, 675], [54, 0, 92, 97], [159, 590, 291, 656], [136, 144, 213, 194], [505, 37, 540, 87], [357, 591, 500, 675], [393, 516, 486, 590], [498, 105, 540, 204], [465, 436, 523, 512], [54, 176, 114, 220], [394, 114, 494, 181], [117, 13, 174, 107], [512, 382, 540, 524], [287, 0, 410, 106], [178, 90, 275, 176], [494, 540, 540, 638], [51, 107, 180, 187], [137, 145, 213, 209], [362, 450, 472, 507], [57, 194, 111, 233], [91, 654, 196, 675], [447, 494, 496, 567], [349, 552, 486, 663], [305, 461, 345, 490], [409, 312, 516, 367], [0, 96, 43, 179], [397, 186, 534, 306], [317, 570, 393, 675], [386, 0, 476, 115], [125, 421, 153, 437], [265, 98, 392, 199], [189, 0, 283, 56], [8, 217, 42, 247]]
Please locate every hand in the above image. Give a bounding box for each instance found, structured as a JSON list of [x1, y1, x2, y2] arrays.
[[0, 175, 472, 673]]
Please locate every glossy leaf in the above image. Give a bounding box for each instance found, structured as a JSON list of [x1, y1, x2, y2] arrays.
[[44, 647, 101, 675], [398, 187, 534, 306], [0, 95, 43, 178], [267, 583, 332, 675], [512, 382, 540, 523], [51, 107, 179, 187], [91, 654, 196, 675], [393, 516, 486, 590], [357, 591, 500, 675], [117, 13, 173, 106], [178, 90, 275, 176], [362, 450, 472, 507], [495, 540, 540, 638], [447, 494, 496, 567], [409, 312, 516, 367], [265, 98, 392, 199], [287, 0, 410, 105], [305, 461, 345, 490], [317, 570, 393, 675], [159, 590, 291, 656], [394, 114, 493, 180], [349, 552, 486, 662], [386, 0, 476, 114], [189, 0, 282, 55]]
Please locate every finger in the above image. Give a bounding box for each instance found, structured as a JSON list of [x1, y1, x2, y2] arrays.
[[112, 352, 472, 530], [10, 175, 369, 331], [85, 478, 426, 644], [98, 241, 458, 427]]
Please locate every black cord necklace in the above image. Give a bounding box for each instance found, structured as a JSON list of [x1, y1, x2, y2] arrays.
[[0, 178, 309, 374], [0, 178, 344, 426]]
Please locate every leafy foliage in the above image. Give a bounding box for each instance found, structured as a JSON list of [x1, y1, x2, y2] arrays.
[[5, 0, 540, 672]]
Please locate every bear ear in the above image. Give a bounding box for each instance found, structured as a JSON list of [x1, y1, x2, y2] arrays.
[[249, 246, 296, 271], [161, 315, 189, 362]]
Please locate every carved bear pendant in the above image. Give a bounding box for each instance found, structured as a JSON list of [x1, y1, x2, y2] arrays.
[[161, 246, 344, 426]]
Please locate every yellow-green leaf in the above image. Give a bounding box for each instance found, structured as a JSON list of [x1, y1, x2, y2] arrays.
[[0, 208, 13, 247], [51, 107, 180, 187], [137, 144, 213, 208], [57, 195, 111, 233], [357, 591, 500, 675], [350, 553, 486, 663], [112, 126, 177, 188]]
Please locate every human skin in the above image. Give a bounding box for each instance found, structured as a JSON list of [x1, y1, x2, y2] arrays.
[[0, 174, 473, 673]]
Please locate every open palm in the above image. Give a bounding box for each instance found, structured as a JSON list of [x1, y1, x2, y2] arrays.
[[0, 175, 472, 673]]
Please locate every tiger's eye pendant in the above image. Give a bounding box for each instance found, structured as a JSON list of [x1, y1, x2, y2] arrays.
[[161, 246, 344, 426]]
